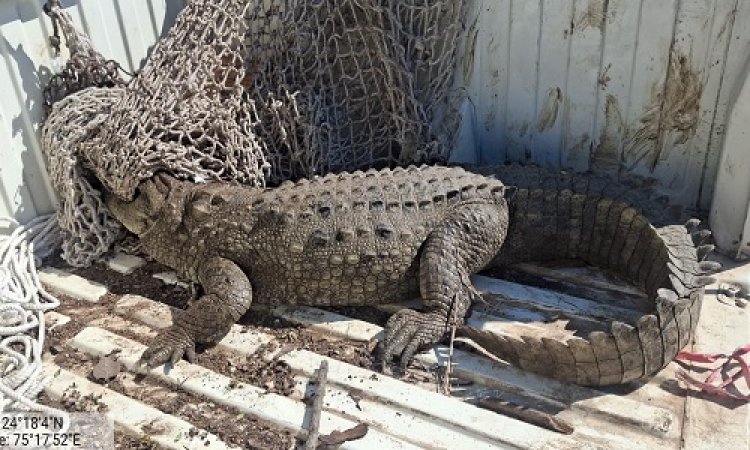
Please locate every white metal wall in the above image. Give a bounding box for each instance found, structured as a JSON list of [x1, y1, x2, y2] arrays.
[[452, 0, 749, 212], [710, 51, 750, 258], [1, 0, 749, 252]]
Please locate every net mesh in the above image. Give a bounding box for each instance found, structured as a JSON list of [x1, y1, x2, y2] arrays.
[[40, 0, 464, 266]]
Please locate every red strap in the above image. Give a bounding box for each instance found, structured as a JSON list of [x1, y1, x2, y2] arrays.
[[675, 343, 750, 402]]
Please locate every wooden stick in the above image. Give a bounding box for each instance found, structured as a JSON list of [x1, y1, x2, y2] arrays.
[[441, 293, 460, 394], [319, 423, 369, 448], [304, 360, 329, 450], [471, 398, 575, 435], [443, 323, 457, 394]]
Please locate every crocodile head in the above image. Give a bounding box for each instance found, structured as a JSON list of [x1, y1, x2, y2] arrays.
[[104, 173, 173, 235]]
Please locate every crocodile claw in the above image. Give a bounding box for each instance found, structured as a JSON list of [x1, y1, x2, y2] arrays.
[[381, 309, 447, 374], [136, 326, 196, 371]]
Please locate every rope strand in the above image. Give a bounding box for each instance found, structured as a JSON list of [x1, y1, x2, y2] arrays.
[[0, 214, 69, 426]]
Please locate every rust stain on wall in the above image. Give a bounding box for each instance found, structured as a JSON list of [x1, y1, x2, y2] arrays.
[[537, 87, 562, 132], [624, 52, 703, 171], [592, 94, 624, 173]]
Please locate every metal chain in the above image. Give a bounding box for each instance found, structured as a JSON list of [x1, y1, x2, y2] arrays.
[[41, 0, 126, 114], [42, 0, 61, 56]]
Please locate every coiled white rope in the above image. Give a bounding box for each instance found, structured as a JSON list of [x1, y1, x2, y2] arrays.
[[0, 214, 68, 424]]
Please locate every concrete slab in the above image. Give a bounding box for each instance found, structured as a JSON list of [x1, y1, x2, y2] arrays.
[[43, 363, 239, 450], [44, 311, 71, 330], [115, 294, 676, 448], [38, 268, 107, 302], [681, 259, 750, 450], [270, 305, 382, 342], [152, 272, 190, 289], [106, 252, 146, 275], [69, 326, 421, 450]]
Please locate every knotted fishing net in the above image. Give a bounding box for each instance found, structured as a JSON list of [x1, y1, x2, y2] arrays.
[[40, 0, 465, 267]]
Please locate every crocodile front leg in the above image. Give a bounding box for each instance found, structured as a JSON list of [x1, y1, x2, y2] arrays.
[[138, 257, 253, 368], [382, 202, 509, 372]]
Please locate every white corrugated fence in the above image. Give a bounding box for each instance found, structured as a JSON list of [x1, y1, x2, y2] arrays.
[[1, 0, 749, 256]]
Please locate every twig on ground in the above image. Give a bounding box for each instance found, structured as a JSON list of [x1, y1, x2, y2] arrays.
[[443, 324, 457, 394], [304, 360, 329, 450], [319, 423, 369, 448], [441, 293, 461, 395], [452, 336, 507, 365], [471, 397, 575, 435], [270, 343, 296, 362]]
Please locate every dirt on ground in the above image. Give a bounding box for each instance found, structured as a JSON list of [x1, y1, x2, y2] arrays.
[[40, 252, 398, 449]]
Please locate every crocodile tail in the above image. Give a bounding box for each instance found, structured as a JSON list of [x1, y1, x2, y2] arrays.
[[460, 164, 720, 385]]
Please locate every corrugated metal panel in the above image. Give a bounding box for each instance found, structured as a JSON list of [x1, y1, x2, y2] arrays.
[[0, 0, 185, 222], [38, 259, 750, 449], [0, 0, 749, 229], [709, 46, 750, 259], [452, 0, 748, 210]]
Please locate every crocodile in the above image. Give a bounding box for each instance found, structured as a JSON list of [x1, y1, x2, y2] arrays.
[[105, 165, 512, 372], [103, 164, 719, 386]]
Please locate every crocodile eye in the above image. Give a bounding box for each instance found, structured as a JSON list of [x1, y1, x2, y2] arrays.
[[211, 192, 232, 206]]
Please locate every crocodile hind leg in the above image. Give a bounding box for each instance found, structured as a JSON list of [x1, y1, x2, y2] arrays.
[[382, 202, 509, 373], [138, 257, 253, 369]]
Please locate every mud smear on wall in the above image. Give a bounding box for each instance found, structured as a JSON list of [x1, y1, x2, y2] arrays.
[[592, 94, 624, 173], [463, 14, 480, 82], [575, 0, 606, 32], [568, 133, 590, 161], [537, 87, 562, 132], [624, 52, 703, 171]]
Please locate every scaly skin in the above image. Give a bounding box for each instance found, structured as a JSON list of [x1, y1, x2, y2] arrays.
[[464, 165, 720, 385], [104, 165, 511, 371], [105, 164, 721, 385]]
